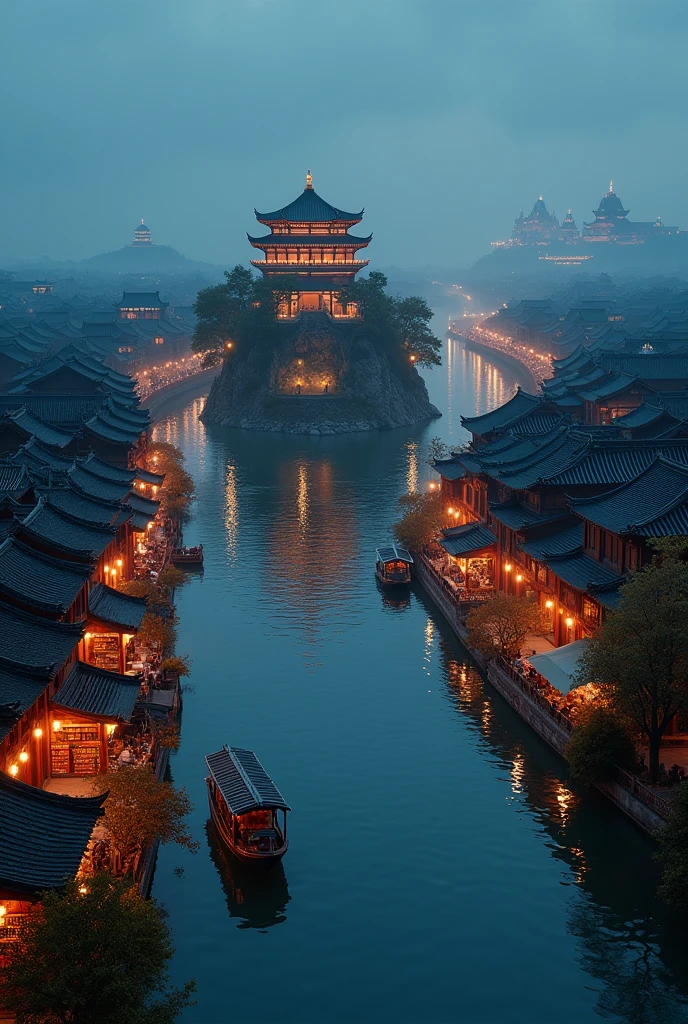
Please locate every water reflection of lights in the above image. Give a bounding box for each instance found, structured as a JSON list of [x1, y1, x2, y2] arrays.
[[297, 465, 309, 531], [224, 462, 239, 560], [510, 752, 525, 794], [481, 702, 492, 730], [555, 781, 575, 826], [406, 441, 418, 494], [446, 334, 454, 435], [423, 617, 435, 675]]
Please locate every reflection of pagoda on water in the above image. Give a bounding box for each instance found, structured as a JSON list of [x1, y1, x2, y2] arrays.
[[248, 171, 371, 320]]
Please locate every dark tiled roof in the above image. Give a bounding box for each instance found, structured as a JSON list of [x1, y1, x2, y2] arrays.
[[544, 549, 626, 593], [80, 453, 135, 485], [134, 466, 164, 485], [598, 353, 688, 379], [0, 773, 104, 895], [614, 403, 670, 428], [577, 373, 641, 401], [489, 501, 546, 530], [510, 410, 566, 436], [11, 437, 74, 474], [461, 387, 541, 435], [520, 523, 584, 561], [432, 458, 465, 482], [0, 395, 107, 425], [0, 537, 91, 613], [569, 457, 688, 536], [548, 441, 688, 487], [83, 416, 138, 444], [126, 493, 159, 517], [255, 187, 363, 224], [69, 466, 131, 503], [42, 486, 124, 527], [0, 600, 82, 669], [0, 660, 52, 744], [0, 462, 32, 498], [498, 436, 586, 490], [6, 407, 75, 448], [205, 746, 291, 815], [54, 661, 141, 721], [20, 499, 116, 559], [439, 522, 497, 557], [88, 582, 146, 630]]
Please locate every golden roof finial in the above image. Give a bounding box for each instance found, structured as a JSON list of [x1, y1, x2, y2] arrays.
[[609, 179, 614, 194], [305, 169, 313, 190]]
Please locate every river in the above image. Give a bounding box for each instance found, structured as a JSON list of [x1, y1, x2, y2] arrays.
[[151, 336, 688, 1024]]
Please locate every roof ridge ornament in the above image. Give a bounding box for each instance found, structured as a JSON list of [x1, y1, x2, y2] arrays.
[[305, 169, 313, 190], [609, 179, 614, 195]]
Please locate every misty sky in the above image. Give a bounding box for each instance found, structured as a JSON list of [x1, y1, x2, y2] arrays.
[[2, 0, 688, 268]]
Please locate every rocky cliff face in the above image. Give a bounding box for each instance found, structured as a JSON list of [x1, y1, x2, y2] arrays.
[[201, 320, 441, 434]]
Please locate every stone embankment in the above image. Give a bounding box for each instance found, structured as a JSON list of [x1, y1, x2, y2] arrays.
[[141, 366, 220, 415], [448, 327, 541, 392], [413, 553, 669, 836]]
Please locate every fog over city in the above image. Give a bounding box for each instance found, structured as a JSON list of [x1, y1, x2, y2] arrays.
[[2, 0, 687, 267]]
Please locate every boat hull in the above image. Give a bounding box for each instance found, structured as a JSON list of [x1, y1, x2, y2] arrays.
[[206, 781, 287, 868], [375, 566, 411, 587]]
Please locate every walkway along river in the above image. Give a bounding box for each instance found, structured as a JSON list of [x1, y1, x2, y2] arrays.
[[151, 337, 688, 1024]]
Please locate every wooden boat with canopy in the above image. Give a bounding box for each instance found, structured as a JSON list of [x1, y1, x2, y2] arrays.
[[205, 745, 290, 867], [170, 543, 203, 566], [375, 545, 413, 586]]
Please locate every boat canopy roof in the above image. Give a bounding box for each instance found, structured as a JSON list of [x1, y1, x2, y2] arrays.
[[375, 545, 414, 564], [205, 746, 291, 815]]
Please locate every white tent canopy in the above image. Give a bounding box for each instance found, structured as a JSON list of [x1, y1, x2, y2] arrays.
[[527, 638, 590, 694]]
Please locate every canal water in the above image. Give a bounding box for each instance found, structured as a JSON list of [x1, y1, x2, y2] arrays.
[[152, 337, 688, 1024]]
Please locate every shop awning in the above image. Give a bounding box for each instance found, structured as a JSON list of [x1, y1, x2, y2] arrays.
[[527, 638, 590, 694], [52, 661, 141, 722], [439, 522, 497, 558]]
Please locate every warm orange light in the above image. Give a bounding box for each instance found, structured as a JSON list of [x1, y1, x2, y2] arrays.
[[565, 617, 574, 628], [428, 482, 436, 490], [147, 522, 154, 530], [116, 559, 122, 568], [106, 724, 116, 735], [447, 507, 454, 515], [410, 355, 416, 362], [9, 764, 18, 776], [19, 751, 28, 763], [504, 563, 512, 572], [104, 565, 109, 573], [0, 906, 6, 918], [139, 483, 145, 490], [33, 727, 43, 739], [545, 600, 554, 610], [53, 720, 61, 732], [225, 341, 233, 350], [79, 885, 88, 895], [516, 574, 523, 583], [85, 632, 92, 641]]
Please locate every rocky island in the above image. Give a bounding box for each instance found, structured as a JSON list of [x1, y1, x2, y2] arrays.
[[195, 174, 441, 434]]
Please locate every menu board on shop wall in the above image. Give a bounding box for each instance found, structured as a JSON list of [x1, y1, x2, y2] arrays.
[[51, 743, 70, 775], [90, 633, 120, 672]]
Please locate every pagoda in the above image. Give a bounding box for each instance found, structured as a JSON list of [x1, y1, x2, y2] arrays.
[[558, 209, 580, 244], [511, 196, 559, 245], [248, 171, 371, 319], [132, 219, 152, 246]]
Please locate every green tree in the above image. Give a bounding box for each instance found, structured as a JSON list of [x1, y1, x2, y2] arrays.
[[91, 765, 198, 867], [565, 707, 637, 786], [340, 271, 442, 368], [657, 782, 688, 910], [137, 611, 177, 653], [1, 873, 196, 1024], [577, 558, 688, 784], [392, 491, 444, 550], [466, 593, 543, 661]]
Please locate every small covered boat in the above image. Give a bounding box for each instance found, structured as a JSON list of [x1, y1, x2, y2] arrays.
[[170, 543, 203, 566], [205, 745, 290, 867], [375, 545, 413, 586]]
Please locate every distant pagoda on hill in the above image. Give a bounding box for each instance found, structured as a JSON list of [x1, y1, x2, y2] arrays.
[[131, 220, 152, 247], [247, 170, 371, 318]]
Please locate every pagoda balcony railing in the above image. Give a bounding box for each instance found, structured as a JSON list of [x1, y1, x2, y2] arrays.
[[250, 259, 370, 268], [276, 309, 362, 321]]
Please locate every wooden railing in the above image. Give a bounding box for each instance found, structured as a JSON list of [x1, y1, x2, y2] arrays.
[[611, 766, 671, 820], [492, 658, 575, 735]]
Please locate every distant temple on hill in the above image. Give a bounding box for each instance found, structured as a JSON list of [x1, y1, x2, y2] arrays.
[[131, 220, 152, 247], [248, 170, 371, 319], [501, 183, 683, 248]]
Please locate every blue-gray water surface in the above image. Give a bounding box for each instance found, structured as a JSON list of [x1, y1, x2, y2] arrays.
[[152, 337, 688, 1023]]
